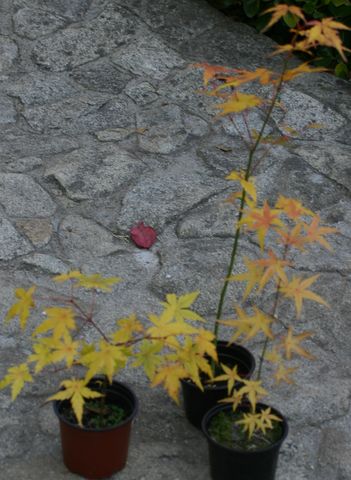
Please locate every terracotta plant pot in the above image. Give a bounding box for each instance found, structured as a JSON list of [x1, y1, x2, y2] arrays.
[[53, 379, 138, 479], [180, 341, 255, 429], [202, 403, 288, 480]]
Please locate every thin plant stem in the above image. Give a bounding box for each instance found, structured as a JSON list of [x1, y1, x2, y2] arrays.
[[214, 56, 290, 341], [257, 244, 289, 380]]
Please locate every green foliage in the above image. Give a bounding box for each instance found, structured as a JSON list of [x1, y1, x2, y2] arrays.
[[207, 0, 351, 78]]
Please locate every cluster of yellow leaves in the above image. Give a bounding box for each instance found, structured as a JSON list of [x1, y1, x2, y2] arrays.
[[218, 173, 336, 438], [0, 274, 219, 425]]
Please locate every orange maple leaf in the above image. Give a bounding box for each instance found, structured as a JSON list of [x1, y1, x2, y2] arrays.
[[193, 63, 235, 86], [255, 251, 290, 289], [281, 327, 315, 360], [241, 201, 283, 250], [275, 195, 314, 220], [302, 18, 351, 61], [303, 216, 338, 250], [261, 5, 306, 33], [280, 275, 329, 317]]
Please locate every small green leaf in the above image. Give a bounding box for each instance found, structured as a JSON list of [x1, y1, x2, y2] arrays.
[[283, 12, 298, 27], [243, 0, 260, 17], [335, 62, 349, 79]]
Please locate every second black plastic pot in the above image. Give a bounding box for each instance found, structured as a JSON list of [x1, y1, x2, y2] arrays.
[[180, 341, 255, 429], [202, 403, 288, 480]]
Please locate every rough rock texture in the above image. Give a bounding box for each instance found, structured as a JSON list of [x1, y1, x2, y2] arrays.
[[0, 0, 350, 479]]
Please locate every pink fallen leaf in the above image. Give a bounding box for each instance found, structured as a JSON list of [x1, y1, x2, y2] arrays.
[[130, 222, 157, 249]]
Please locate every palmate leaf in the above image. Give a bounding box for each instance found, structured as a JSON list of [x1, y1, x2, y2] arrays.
[[261, 5, 306, 33], [281, 327, 315, 360], [33, 307, 76, 340], [160, 292, 204, 323], [82, 341, 127, 383], [131, 340, 163, 380], [47, 378, 103, 426], [228, 258, 264, 299], [241, 201, 283, 250], [152, 364, 187, 404], [215, 92, 262, 116], [211, 364, 241, 395], [28, 339, 54, 373], [0, 363, 33, 400], [280, 275, 329, 317], [111, 314, 144, 343], [236, 379, 268, 411], [303, 216, 338, 250], [5, 286, 36, 329]]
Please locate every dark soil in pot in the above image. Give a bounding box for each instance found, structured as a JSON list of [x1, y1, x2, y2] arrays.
[[53, 378, 138, 479], [202, 403, 288, 480], [180, 341, 255, 429]]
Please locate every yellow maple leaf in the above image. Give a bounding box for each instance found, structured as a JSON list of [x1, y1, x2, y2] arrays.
[[33, 307, 76, 340], [152, 363, 187, 403], [256, 407, 282, 434], [228, 257, 264, 299], [280, 275, 329, 317], [131, 340, 163, 380], [236, 379, 268, 411], [53, 270, 82, 283], [46, 378, 103, 426], [215, 92, 262, 116], [281, 327, 315, 360], [5, 286, 36, 329], [111, 314, 144, 343], [161, 292, 204, 323], [236, 412, 262, 439], [226, 171, 257, 205], [282, 62, 326, 82], [211, 364, 241, 395], [220, 306, 253, 343], [274, 363, 298, 384], [28, 339, 54, 373], [193, 329, 217, 361], [75, 273, 122, 291], [0, 363, 33, 400], [82, 341, 127, 383], [50, 335, 80, 368]]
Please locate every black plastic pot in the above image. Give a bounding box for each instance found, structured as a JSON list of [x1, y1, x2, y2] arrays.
[[53, 379, 138, 479], [202, 403, 288, 480], [180, 341, 255, 429]]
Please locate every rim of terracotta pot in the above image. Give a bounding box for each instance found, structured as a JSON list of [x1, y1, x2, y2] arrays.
[[201, 402, 289, 455], [53, 379, 139, 433]]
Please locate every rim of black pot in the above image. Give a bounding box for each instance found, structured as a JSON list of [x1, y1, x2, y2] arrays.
[[201, 403, 289, 454], [53, 379, 139, 433], [180, 341, 256, 391]]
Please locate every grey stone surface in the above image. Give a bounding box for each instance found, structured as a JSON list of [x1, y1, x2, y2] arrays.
[[0, 0, 350, 478], [0, 36, 18, 72], [58, 215, 130, 260], [46, 147, 145, 200], [0, 174, 56, 217], [0, 217, 33, 260], [13, 7, 67, 39], [0, 95, 16, 124]]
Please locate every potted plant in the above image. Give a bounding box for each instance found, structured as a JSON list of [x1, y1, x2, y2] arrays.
[[181, 3, 348, 433], [0, 273, 222, 478], [199, 185, 336, 479]]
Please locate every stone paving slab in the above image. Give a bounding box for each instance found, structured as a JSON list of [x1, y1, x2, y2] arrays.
[[0, 1, 350, 479]]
